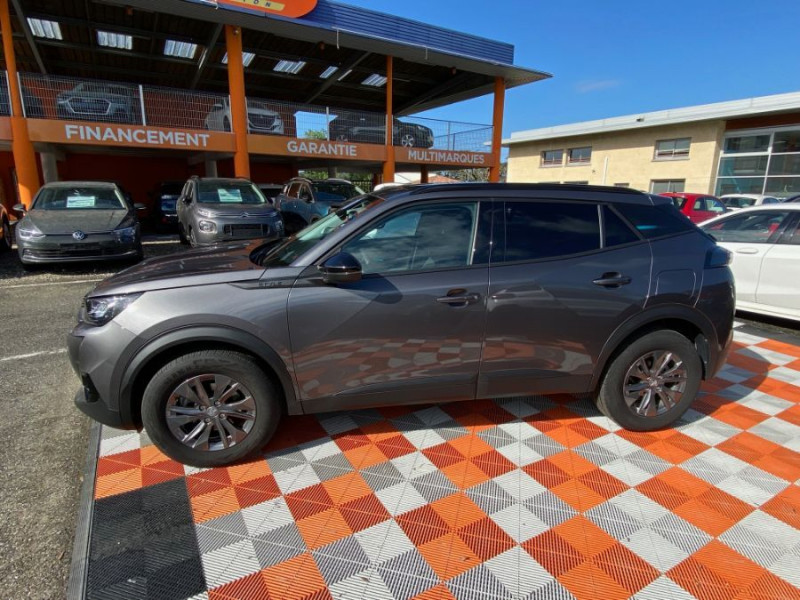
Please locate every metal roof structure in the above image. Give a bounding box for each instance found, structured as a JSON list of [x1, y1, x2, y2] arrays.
[[4, 0, 551, 116], [505, 90, 800, 145]]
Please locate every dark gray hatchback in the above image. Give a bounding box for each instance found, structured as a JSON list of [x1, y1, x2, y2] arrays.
[[69, 184, 734, 466]]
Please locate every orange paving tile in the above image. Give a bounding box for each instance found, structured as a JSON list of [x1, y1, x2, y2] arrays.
[[418, 532, 482, 580]]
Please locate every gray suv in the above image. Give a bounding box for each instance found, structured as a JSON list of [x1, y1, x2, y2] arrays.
[[176, 177, 284, 246], [70, 184, 734, 467]]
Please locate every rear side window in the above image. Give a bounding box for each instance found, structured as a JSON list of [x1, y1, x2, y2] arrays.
[[701, 211, 792, 243], [617, 202, 695, 239], [603, 206, 640, 247], [497, 201, 600, 263]]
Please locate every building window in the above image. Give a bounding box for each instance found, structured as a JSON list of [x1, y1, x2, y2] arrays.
[[568, 146, 592, 164], [650, 179, 685, 194], [717, 128, 800, 199], [654, 138, 690, 160], [541, 150, 563, 167]]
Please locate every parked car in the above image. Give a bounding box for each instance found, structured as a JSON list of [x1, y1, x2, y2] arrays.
[[14, 181, 144, 267], [661, 192, 729, 223], [329, 114, 435, 148], [720, 194, 782, 210], [1, 203, 12, 251], [700, 205, 800, 322], [176, 177, 284, 247], [69, 183, 734, 467], [151, 182, 184, 232], [56, 83, 138, 123], [205, 98, 284, 135], [784, 194, 800, 203], [275, 177, 364, 235], [256, 183, 284, 205]]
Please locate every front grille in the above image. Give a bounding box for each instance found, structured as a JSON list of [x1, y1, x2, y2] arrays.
[[66, 98, 111, 115], [25, 243, 128, 258], [223, 224, 270, 238], [248, 113, 277, 130]]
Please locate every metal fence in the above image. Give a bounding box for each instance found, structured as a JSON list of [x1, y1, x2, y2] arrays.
[[0, 72, 11, 116], [15, 72, 493, 154]]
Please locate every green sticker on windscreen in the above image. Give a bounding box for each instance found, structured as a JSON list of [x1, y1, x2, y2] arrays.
[[218, 188, 243, 203], [66, 196, 97, 208]]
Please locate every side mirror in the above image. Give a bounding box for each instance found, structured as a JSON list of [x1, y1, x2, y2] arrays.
[[182, 195, 192, 205], [319, 252, 362, 284], [134, 203, 147, 212], [13, 203, 27, 214]]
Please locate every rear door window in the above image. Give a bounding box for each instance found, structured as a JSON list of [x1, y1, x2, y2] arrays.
[[495, 201, 601, 263], [617, 203, 696, 239], [603, 206, 641, 247], [702, 211, 792, 243]]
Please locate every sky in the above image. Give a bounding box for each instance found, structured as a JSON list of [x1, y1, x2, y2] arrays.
[[341, 0, 800, 139]]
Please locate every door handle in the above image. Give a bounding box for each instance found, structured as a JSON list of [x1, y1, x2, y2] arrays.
[[735, 248, 759, 255], [436, 292, 481, 306], [593, 273, 632, 288]]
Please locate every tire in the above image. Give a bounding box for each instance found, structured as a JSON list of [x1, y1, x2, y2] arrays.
[[223, 117, 231, 133], [596, 330, 702, 431], [178, 224, 189, 245], [141, 350, 281, 467], [188, 227, 197, 248], [0, 219, 11, 251], [399, 130, 416, 147]]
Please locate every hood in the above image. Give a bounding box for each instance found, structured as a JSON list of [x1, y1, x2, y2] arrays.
[[26, 209, 130, 234], [89, 240, 266, 297]]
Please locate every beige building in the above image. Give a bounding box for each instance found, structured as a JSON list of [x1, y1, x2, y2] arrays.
[[505, 91, 800, 198]]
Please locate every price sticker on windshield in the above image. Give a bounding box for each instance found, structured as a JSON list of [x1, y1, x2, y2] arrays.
[[66, 196, 97, 208]]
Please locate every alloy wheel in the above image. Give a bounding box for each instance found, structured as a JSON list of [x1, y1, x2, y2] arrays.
[[165, 374, 257, 452], [622, 350, 688, 417], [400, 133, 415, 147]]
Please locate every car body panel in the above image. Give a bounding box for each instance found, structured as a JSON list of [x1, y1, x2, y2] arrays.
[[204, 98, 284, 135], [662, 192, 728, 223]]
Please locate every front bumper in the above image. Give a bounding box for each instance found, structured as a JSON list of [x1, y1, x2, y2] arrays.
[[18, 231, 141, 264], [192, 215, 283, 246], [73, 387, 126, 428]]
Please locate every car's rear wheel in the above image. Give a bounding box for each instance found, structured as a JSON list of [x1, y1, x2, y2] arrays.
[[596, 330, 701, 431], [141, 350, 281, 467], [0, 219, 11, 251]]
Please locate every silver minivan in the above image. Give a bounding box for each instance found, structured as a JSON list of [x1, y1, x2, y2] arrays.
[[176, 177, 284, 246]]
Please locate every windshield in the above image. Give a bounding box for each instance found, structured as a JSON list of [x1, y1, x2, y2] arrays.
[[312, 182, 364, 203], [197, 181, 266, 205], [253, 195, 383, 267], [723, 196, 756, 208], [32, 186, 128, 210]]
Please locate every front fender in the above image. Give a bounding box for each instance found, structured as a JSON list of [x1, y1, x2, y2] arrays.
[[117, 325, 301, 425]]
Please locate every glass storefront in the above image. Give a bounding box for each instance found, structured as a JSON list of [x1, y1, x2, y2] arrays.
[[716, 127, 800, 198]]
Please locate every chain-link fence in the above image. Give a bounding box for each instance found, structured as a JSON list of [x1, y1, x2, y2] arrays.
[[0, 72, 11, 116], [14, 71, 493, 154]]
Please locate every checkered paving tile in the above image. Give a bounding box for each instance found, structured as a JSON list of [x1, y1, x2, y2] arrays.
[[84, 327, 800, 599]]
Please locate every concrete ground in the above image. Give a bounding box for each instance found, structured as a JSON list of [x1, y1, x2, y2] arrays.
[[0, 234, 798, 599], [0, 236, 183, 600]]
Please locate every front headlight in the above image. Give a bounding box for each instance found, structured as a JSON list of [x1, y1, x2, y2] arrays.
[[81, 293, 142, 326], [17, 223, 45, 240], [198, 220, 216, 233], [196, 208, 214, 218], [113, 226, 137, 243]]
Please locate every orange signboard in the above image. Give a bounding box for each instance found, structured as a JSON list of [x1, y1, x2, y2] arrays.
[[26, 119, 236, 153], [217, 0, 318, 19], [249, 134, 387, 161], [0, 117, 11, 142], [396, 147, 494, 167]]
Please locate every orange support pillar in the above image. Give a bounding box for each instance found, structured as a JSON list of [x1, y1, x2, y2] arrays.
[[488, 77, 506, 183], [420, 165, 429, 184], [0, 0, 41, 207], [382, 56, 395, 183], [224, 25, 250, 179]]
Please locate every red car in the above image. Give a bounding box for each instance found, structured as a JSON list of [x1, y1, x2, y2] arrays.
[[661, 193, 729, 223]]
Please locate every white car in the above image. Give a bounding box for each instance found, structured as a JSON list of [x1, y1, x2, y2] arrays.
[[205, 98, 284, 135], [700, 205, 800, 322], [720, 193, 782, 211]]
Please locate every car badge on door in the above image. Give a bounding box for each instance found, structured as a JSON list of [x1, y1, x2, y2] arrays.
[[72, 230, 87, 241]]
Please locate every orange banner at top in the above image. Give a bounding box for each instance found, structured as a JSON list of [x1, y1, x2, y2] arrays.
[[216, 0, 318, 18]]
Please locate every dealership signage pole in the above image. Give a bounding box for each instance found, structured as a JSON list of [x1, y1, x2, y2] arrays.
[[383, 55, 395, 183], [489, 76, 506, 183], [224, 24, 250, 179], [0, 0, 41, 207]]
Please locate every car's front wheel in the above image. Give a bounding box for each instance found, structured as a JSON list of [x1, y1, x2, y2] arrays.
[[596, 330, 702, 431], [141, 350, 281, 467]]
